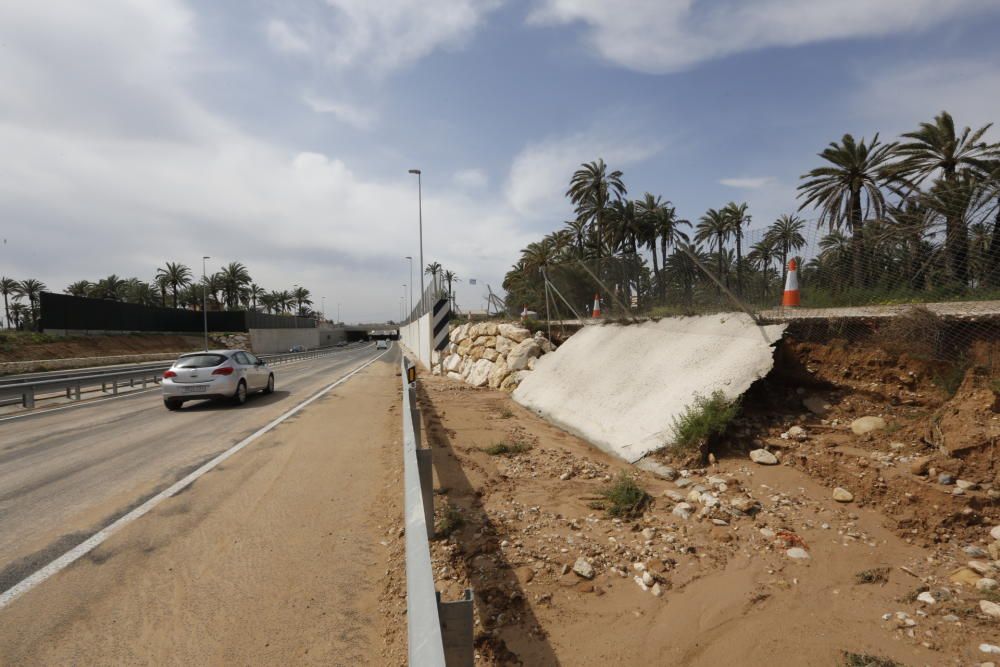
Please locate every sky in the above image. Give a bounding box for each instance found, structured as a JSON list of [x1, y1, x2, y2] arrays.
[[2, 0, 1000, 322]]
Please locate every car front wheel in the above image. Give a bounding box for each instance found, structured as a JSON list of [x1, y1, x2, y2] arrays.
[[264, 374, 275, 394]]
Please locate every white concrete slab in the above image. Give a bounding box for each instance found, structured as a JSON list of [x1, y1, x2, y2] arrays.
[[512, 313, 786, 462]]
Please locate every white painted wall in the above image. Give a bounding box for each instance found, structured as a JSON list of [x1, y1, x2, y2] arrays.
[[398, 313, 432, 368], [513, 314, 786, 462]]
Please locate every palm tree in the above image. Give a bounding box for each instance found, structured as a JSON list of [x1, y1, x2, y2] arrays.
[[722, 202, 751, 295], [125, 280, 158, 307], [9, 302, 28, 330], [64, 280, 93, 298], [247, 283, 265, 311], [218, 262, 252, 309], [1, 277, 19, 329], [695, 208, 730, 288], [635, 194, 663, 296], [664, 243, 707, 307], [798, 133, 897, 288], [566, 159, 627, 257], [92, 275, 128, 301], [748, 237, 779, 299], [291, 287, 312, 315], [443, 270, 460, 307], [16, 278, 46, 326], [563, 218, 589, 257], [891, 111, 998, 284], [204, 273, 224, 309], [153, 274, 169, 307], [156, 262, 192, 308], [766, 214, 807, 285], [655, 204, 690, 296]]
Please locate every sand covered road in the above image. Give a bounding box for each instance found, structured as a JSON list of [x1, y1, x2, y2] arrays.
[[0, 351, 405, 665]]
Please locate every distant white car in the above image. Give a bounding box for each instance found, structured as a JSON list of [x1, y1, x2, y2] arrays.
[[376, 340, 389, 350], [161, 349, 274, 410]]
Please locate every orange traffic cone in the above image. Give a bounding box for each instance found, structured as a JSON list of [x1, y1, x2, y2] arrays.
[[591, 293, 601, 318], [782, 259, 801, 307]]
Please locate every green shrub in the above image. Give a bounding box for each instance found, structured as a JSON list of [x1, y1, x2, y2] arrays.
[[591, 472, 650, 518], [671, 391, 740, 451], [435, 502, 464, 538], [841, 652, 901, 667], [854, 567, 889, 585], [483, 440, 531, 456]]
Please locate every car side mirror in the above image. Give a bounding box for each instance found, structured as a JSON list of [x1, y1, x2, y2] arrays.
[[256, 360, 265, 366]]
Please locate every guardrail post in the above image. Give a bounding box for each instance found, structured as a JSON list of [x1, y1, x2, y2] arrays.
[[74, 384, 81, 400], [416, 448, 434, 540], [23, 388, 35, 409], [112, 380, 119, 395], [65, 387, 71, 399], [101, 381, 107, 393], [437, 589, 475, 667]]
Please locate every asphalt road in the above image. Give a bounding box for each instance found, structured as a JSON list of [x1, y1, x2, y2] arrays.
[[0, 343, 383, 592]]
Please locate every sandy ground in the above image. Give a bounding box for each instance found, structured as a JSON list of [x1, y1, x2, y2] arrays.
[[0, 333, 205, 365], [409, 362, 999, 666], [0, 352, 405, 665]]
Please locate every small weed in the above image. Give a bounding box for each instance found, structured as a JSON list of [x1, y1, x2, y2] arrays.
[[498, 407, 514, 419], [590, 472, 650, 518], [435, 502, 464, 538], [884, 422, 902, 434], [671, 391, 740, 451], [841, 652, 902, 667], [854, 567, 890, 585], [931, 358, 970, 397], [483, 440, 531, 456]]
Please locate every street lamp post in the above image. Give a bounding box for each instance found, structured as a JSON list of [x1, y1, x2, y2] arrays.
[[337, 302, 341, 323], [408, 169, 427, 365], [404, 256, 413, 322], [202, 256, 210, 351]]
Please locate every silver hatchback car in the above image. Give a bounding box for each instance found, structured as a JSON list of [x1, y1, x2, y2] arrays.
[[162, 349, 274, 410]]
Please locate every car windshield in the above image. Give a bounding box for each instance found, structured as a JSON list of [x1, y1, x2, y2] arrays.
[[175, 354, 228, 369]]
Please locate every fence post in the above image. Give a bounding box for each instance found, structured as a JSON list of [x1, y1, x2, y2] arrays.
[[437, 589, 475, 667]]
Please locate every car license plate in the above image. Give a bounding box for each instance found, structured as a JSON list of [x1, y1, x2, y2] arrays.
[[183, 385, 208, 394]]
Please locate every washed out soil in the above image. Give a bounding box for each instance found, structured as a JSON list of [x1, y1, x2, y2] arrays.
[[401, 334, 1000, 666]]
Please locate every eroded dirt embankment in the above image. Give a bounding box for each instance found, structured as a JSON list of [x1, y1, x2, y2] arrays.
[[408, 334, 999, 666]]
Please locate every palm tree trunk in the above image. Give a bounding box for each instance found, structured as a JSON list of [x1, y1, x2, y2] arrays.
[[651, 245, 660, 303], [735, 231, 743, 297], [850, 189, 865, 289], [716, 232, 725, 294], [986, 198, 1000, 287], [946, 211, 970, 286], [660, 238, 668, 299]]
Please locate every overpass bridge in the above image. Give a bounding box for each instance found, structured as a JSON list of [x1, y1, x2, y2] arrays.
[[329, 323, 399, 342]]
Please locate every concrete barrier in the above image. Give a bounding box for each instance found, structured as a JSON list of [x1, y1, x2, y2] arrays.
[[399, 312, 433, 368], [249, 328, 320, 354], [512, 313, 786, 462]]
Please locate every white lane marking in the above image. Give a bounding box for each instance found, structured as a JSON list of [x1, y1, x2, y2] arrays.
[[0, 344, 377, 424], [0, 343, 392, 610]]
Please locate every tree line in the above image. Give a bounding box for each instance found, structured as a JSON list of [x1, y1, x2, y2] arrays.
[[504, 111, 1000, 314], [1, 262, 317, 331]]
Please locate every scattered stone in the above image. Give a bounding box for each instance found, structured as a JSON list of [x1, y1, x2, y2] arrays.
[[966, 546, 989, 558], [977, 578, 998, 592], [651, 583, 663, 597], [749, 449, 779, 465], [802, 395, 830, 416], [675, 478, 694, 489], [956, 479, 978, 490], [969, 561, 995, 576], [559, 472, 572, 481], [572, 557, 594, 580], [938, 472, 955, 486], [991, 526, 1000, 541], [759, 527, 776, 540], [942, 614, 960, 623], [916, 591, 936, 605], [832, 487, 854, 503], [641, 527, 656, 540], [951, 567, 983, 586], [786, 547, 810, 560], [672, 503, 693, 520], [850, 416, 887, 435], [980, 600, 1000, 620], [663, 490, 686, 502], [730, 497, 761, 515], [982, 644, 1000, 655], [786, 425, 807, 440], [641, 571, 654, 587]]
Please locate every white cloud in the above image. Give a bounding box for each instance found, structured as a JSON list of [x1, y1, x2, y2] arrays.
[[720, 177, 772, 189], [453, 168, 488, 189], [265, 19, 311, 54], [851, 59, 1000, 136], [505, 132, 660, 221], [301, 92, 375, 129], [528, 0, 1000, 73], [0, 0, 533, 322], [266, 0, 503, 74]]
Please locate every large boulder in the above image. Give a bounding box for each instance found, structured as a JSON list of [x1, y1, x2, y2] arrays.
[[500, 370, 530, 392], [447, 371, 463, 381], [449, 324, 466, 343], [534, 332, 555, 353], [472, 335, 491, 347], [488, 359, 511, 389], [498, 323, 531, 343], [482, 322, 499, 336], [507, 339, 542, 371], [482, 348, 500, 362], [469, 346, 485, 361], [495, 336, 514, 356], [457, 338, 473, 356], [466, 359, 494, 387], [444, 354, 463, 373]]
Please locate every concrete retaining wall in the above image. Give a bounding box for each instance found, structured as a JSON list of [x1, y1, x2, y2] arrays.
[[249, 328, 320, 354], [399, 313, 432, 368], [512, 314, 786, 463]]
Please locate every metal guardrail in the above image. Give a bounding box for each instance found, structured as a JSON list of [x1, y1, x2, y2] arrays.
[[0, 344, 365, 410], [401, 355, 473, 667]]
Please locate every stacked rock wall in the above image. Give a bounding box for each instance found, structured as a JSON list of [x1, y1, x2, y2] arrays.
[[441, 322, 554, 391]]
